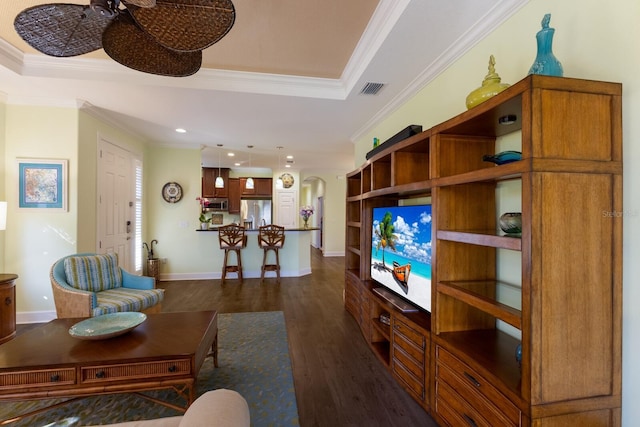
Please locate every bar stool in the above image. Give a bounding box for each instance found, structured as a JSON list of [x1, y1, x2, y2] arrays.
[[218, 224, 247, 283], [258, 224, 285, 283]]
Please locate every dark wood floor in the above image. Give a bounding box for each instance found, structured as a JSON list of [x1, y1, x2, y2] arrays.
[[158, 247, 438, 427], [17, 248, 438, 426]]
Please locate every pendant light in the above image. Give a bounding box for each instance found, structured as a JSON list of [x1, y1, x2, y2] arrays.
[[215, 144, 224, 189], [276, 146, 284, 190], [245, 145, 255, 190]]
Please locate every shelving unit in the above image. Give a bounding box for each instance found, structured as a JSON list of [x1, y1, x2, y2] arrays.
[[344, 75, 622, 426]]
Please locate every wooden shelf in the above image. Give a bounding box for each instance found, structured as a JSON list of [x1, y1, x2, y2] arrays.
[[371, 341, 390, 366], [437, 230, 522, 251], [437, 281, 521, 329], [371, 318, 391, 341]]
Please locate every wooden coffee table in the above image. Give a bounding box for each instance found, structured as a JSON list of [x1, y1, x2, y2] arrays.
[[0, 311, 218, 423]]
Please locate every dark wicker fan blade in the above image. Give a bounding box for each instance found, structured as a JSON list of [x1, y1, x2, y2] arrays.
[[102, 11, 202, 77], [125, 0, 157, 7], [126, 0, 235, 52], [14, 4, 111, 57]]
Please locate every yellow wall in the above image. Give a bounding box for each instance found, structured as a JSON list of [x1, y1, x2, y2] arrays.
[[144, 146, 204, 275], [301, 171, 346, 256], [354, 0, 639, 424], [5, 105, 79, 315]]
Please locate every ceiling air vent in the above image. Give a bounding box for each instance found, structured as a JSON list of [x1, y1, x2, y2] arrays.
[[360, 82, 384, 95]]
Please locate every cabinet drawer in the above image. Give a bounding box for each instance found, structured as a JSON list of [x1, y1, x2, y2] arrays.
[[393, 318, 425, 349], [436, 380, 493, 427], [394, 358, 425, 401], [81, 359, 191, 383], [436, 346, 520, 426], [393, 330, 425, 363], [393, 344, 423, 379], [0, 368, 76, 389]]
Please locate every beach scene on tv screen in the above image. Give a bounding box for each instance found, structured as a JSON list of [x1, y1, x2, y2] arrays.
[[371, 205, 432, 312]]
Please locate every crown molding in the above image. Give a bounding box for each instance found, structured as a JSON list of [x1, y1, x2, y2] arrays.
[[1, 45, 348, 100], [78, 100, 150, 143], [0, 38, 23, 75], [5, 94, 78, 108], [350, 0, 530, 143]]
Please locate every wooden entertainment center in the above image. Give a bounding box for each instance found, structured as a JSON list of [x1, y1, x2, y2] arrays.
[[344, 75, 622, 426]]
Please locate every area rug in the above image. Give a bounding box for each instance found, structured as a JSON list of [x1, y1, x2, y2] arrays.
[[0, 311, 299, 426]]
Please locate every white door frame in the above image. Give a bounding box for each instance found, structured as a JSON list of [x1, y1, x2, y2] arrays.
[[97, 136, 139, 273]]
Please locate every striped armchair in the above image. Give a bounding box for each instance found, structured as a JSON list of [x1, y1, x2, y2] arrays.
[[50, 253, 164, 319]]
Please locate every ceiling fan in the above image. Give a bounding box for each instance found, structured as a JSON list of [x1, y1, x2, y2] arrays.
[[14, 0, 236, 77]]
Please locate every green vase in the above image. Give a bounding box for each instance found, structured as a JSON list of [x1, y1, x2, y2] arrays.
[[465, 55, 510, 109]]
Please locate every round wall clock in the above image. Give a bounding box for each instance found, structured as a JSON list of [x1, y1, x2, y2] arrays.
[[280, 173, 294, 188], [162, 182, 183, 203]]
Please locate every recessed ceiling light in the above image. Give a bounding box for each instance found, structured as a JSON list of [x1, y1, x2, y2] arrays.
[[286, 155, 293, 159], [234, 162, 241, 166], [175, 128, 186, 133], [285, 165, 291, 168], [227, 152, 235, 157]]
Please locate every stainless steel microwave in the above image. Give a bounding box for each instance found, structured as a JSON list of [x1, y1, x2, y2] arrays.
[[203, 198, 228, 212]]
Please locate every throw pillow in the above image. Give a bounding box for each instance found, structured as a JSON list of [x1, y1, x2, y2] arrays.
[[63, 253, 123, 292]]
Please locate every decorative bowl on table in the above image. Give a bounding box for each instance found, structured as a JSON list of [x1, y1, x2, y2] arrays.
[[69, 312, 147, 340]]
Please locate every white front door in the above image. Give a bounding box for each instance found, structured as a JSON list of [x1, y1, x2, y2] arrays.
[[97, 138, 136, 272]]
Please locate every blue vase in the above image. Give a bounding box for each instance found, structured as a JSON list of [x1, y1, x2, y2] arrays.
[[528, 14, 563, 77]]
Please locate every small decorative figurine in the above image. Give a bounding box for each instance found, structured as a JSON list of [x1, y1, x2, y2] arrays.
[[528, 13, 563, 76], [465, 55, 511, 109]]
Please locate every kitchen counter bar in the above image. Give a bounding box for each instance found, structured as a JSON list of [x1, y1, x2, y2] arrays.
[[197, 227, 319, 232], [194, 227, 317, 278]]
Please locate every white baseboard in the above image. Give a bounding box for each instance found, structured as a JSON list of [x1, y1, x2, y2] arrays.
[[159, 268, 311, 281], [17, 310, 56, 324], [322, 250, 345, 257]]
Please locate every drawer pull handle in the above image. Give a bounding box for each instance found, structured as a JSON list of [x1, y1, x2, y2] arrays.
[[96, 370, 106, 379], [50, 374, 60, 382], [463, 414, 478, 427], [168, 365, 177, 373], [464, 371, 481, 387], [4, 297, 10, 306]]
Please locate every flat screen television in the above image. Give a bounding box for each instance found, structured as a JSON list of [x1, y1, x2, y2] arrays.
[[371, 204, 432, 312]]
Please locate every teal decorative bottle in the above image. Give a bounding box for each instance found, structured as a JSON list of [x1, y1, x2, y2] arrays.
[[528, 14, 563, 77]]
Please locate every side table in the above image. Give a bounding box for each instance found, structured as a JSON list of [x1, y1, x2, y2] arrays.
[[0, 274, 18, 344]]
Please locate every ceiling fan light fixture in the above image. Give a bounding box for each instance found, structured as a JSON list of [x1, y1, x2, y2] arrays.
[[90, 0, 117, 18]]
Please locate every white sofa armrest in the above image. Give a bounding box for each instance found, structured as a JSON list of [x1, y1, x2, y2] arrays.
[[179, 389, 250, 427], [81, 389, 250, 427]]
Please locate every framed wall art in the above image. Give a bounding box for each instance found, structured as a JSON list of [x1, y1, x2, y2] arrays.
[[18, 158, 68, 210]]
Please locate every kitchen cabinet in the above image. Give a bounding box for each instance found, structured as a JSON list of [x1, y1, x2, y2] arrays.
[[202, 168, 229, 198], [228, 178, 241, 214], [240, 178, 272, 197]]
